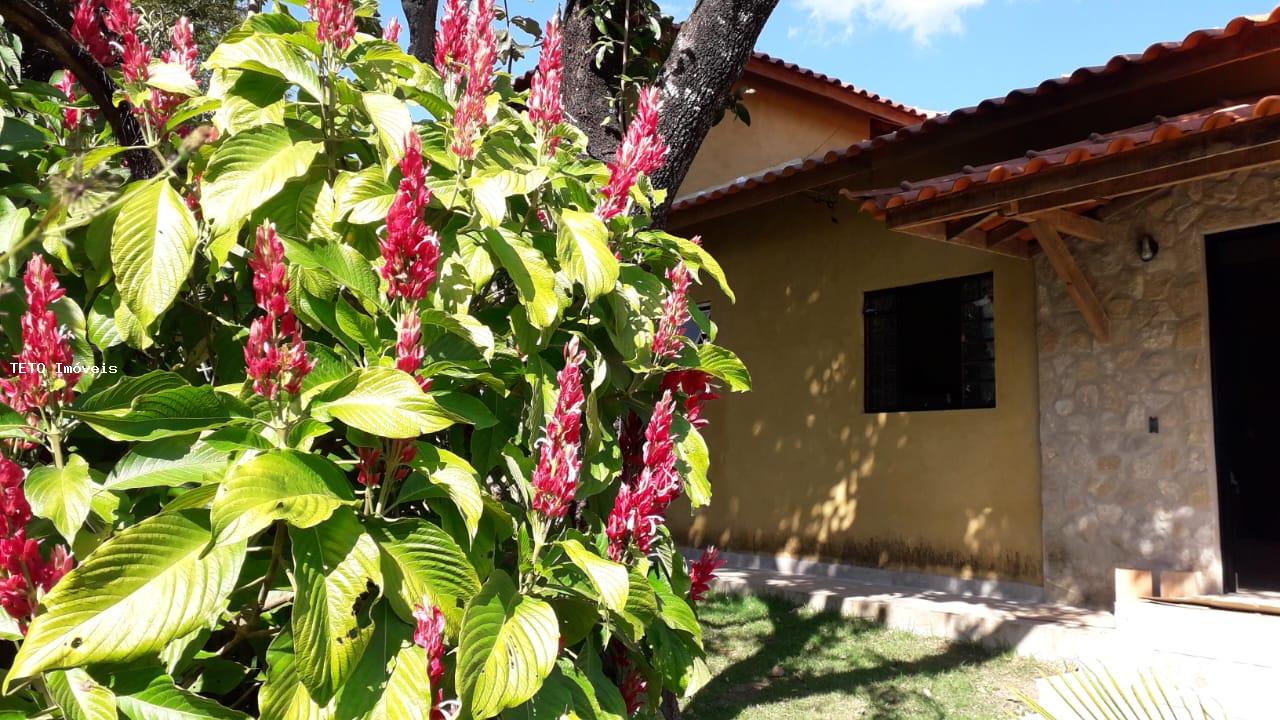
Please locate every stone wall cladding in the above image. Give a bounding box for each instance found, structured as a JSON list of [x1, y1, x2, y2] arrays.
[[1035, 167, 1280, 606]]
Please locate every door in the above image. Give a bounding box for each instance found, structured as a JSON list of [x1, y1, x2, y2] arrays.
[[1207, 224, 1280, 591]]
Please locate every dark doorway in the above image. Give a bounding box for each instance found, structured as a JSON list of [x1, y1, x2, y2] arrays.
[[1207, 224, 1280, 591]]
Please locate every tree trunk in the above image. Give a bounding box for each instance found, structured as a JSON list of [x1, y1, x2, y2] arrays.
[[2, 0, 160, 179], [648, 0, 777, 225], [560, 0, 626, 163], [401, 0, 439, 64]]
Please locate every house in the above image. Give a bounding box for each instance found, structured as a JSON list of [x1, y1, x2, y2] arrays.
[[667, 8, 1280, 609]]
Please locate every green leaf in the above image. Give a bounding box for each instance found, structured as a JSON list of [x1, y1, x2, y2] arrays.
[[610, 562, 658, 643], [69, 386, 245, 442], [4, 510, 247, 687], [517, 658, 627, 720], [468, 167, 547, 228], [112, 180, 198, 328], [557, 209, 617, 301], [362, 92, 413, 161], [25, 455, 97, 543], [334, 167, 394, 225], [483, 229, 560, 329], [677, 420, 710, 509], [283, 239, 381, 309], [47, 668, 117, 720], [457, 571, 559, 719], [652, 575, 701, 645], [202, 124, 323, 233], [419, 309, 495, 359], [401, 444, 483, 539], [290, 508, 383, 703], [114, 668, 251, 720], [105, 436, 228, 490], [212, 450, 355, 546], [75, 371, 186, 412], [206, 35, 322, 100], [312, 367, 453, 438], [650, 623, 711, 698], [259, 631, 334, 720], [694, 343, 751, 392], [370, 518, 480, 632], [147, 61, 199, 95], [333, 602, 433, 720], [559, 539, 629, 614]]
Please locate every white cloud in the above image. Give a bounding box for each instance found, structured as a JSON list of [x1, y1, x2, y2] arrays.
[[794, 0, 987, 45]]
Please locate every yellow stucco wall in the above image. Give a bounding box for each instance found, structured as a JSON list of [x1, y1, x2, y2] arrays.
[[676, 76, 872, 198], [670, 197, 1044, 583]]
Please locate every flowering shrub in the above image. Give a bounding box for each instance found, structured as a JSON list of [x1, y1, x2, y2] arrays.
[[0, 1, 747, 718]]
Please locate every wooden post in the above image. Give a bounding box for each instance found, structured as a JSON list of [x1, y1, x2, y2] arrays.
[[1029, 220, 1111, 343]]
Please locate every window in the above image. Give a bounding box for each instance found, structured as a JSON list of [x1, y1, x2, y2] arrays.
[[864, 272, 995, 412], [680, 302, 712, 345]]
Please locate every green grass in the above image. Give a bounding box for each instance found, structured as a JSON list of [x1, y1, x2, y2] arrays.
[[683, 593, 1053, 720]]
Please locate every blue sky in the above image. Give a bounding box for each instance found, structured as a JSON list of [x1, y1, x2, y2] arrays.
[[376, 0, 1276, 114]]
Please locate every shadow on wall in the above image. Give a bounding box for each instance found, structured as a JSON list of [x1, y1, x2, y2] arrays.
[[674, 201, 1043, 584]]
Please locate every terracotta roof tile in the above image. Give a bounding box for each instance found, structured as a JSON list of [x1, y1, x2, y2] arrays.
[[748, 53, 930, 119], [673, 7, 1280, 215], [857, 96, 1280, 215]]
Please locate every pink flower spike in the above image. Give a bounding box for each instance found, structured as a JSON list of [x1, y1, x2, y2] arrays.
[[597, 86, 668, 221], [383, 17, 402, 43], [395, 312, 430, 391], [0, 257, 80, 417], [381, 134, 441, 301], [54, 72, 81, 128], [434, 0, 469, 73], [309, 0, 357, 51], [0, 459, 30, 540], [244, 223, 314, 400], [688, 547, 724, 604], [71, 0, 114, 65], [606, 390, 681, 560], [652, 251, 695, 361], [412, 602, 447, 688], [449, 0, 497, 160], [163, 17, 199, 76], [531, 338, 588, 520], [528, 14, 563, 148], [661, 370, 720, 429]]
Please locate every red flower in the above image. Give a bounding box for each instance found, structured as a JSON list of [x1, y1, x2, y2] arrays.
[[688, 546, 724, 604], [1, 257, 80, 418], [54, 72, 81, 128], [449, 0, 496, 160], [607, 390, 680, 560], [413, 601, 447, 687], [381, 134, 441, 301], [244, 223, 314, 400], [531, 338, 587, 520], [163, 17, 199, 76], [395, 312, 431, 391], [383, 17, 402, 43], [356, 447, 382, 487], [528, 14, 563, 148], [0, 460, 30, 540], [434, 0, 469, 74], [71, 0, 113, 64], [309, 0, 356, 50], [597, 86, 668, 221], [612, 650, 648, 715], [661, 370, 719, 429], [651, 251, 696, 361]]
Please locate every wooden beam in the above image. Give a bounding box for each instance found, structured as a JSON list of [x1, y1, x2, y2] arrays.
[[1094, 188, 1170, 221], [946, 211, 998, 247], [1029, 221, 1110, 343], [1014, 208, 1114, 244], [886, 113, 1280, 229]]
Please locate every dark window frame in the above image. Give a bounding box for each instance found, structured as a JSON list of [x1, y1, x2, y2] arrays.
[[863, 272, 996, 413]]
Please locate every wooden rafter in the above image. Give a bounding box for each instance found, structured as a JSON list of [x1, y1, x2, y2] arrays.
[[1029, 221, 1110, 343], [1013, 209, 1114, 244]]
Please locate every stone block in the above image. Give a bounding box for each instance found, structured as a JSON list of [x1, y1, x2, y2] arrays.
[[1159, 570, 1206, 599], [1115, 568, 1154, 601]]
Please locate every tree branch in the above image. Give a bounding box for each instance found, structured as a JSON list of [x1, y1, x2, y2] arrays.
[[1, 0, 160, 179], [401, 0, 439, 64], [561, 0, 627, 163], [649, 0, 777, 225]]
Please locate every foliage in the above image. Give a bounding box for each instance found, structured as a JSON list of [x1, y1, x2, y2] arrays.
[[0, 1, 749, 718], [1019, 665, 1228, 720]]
